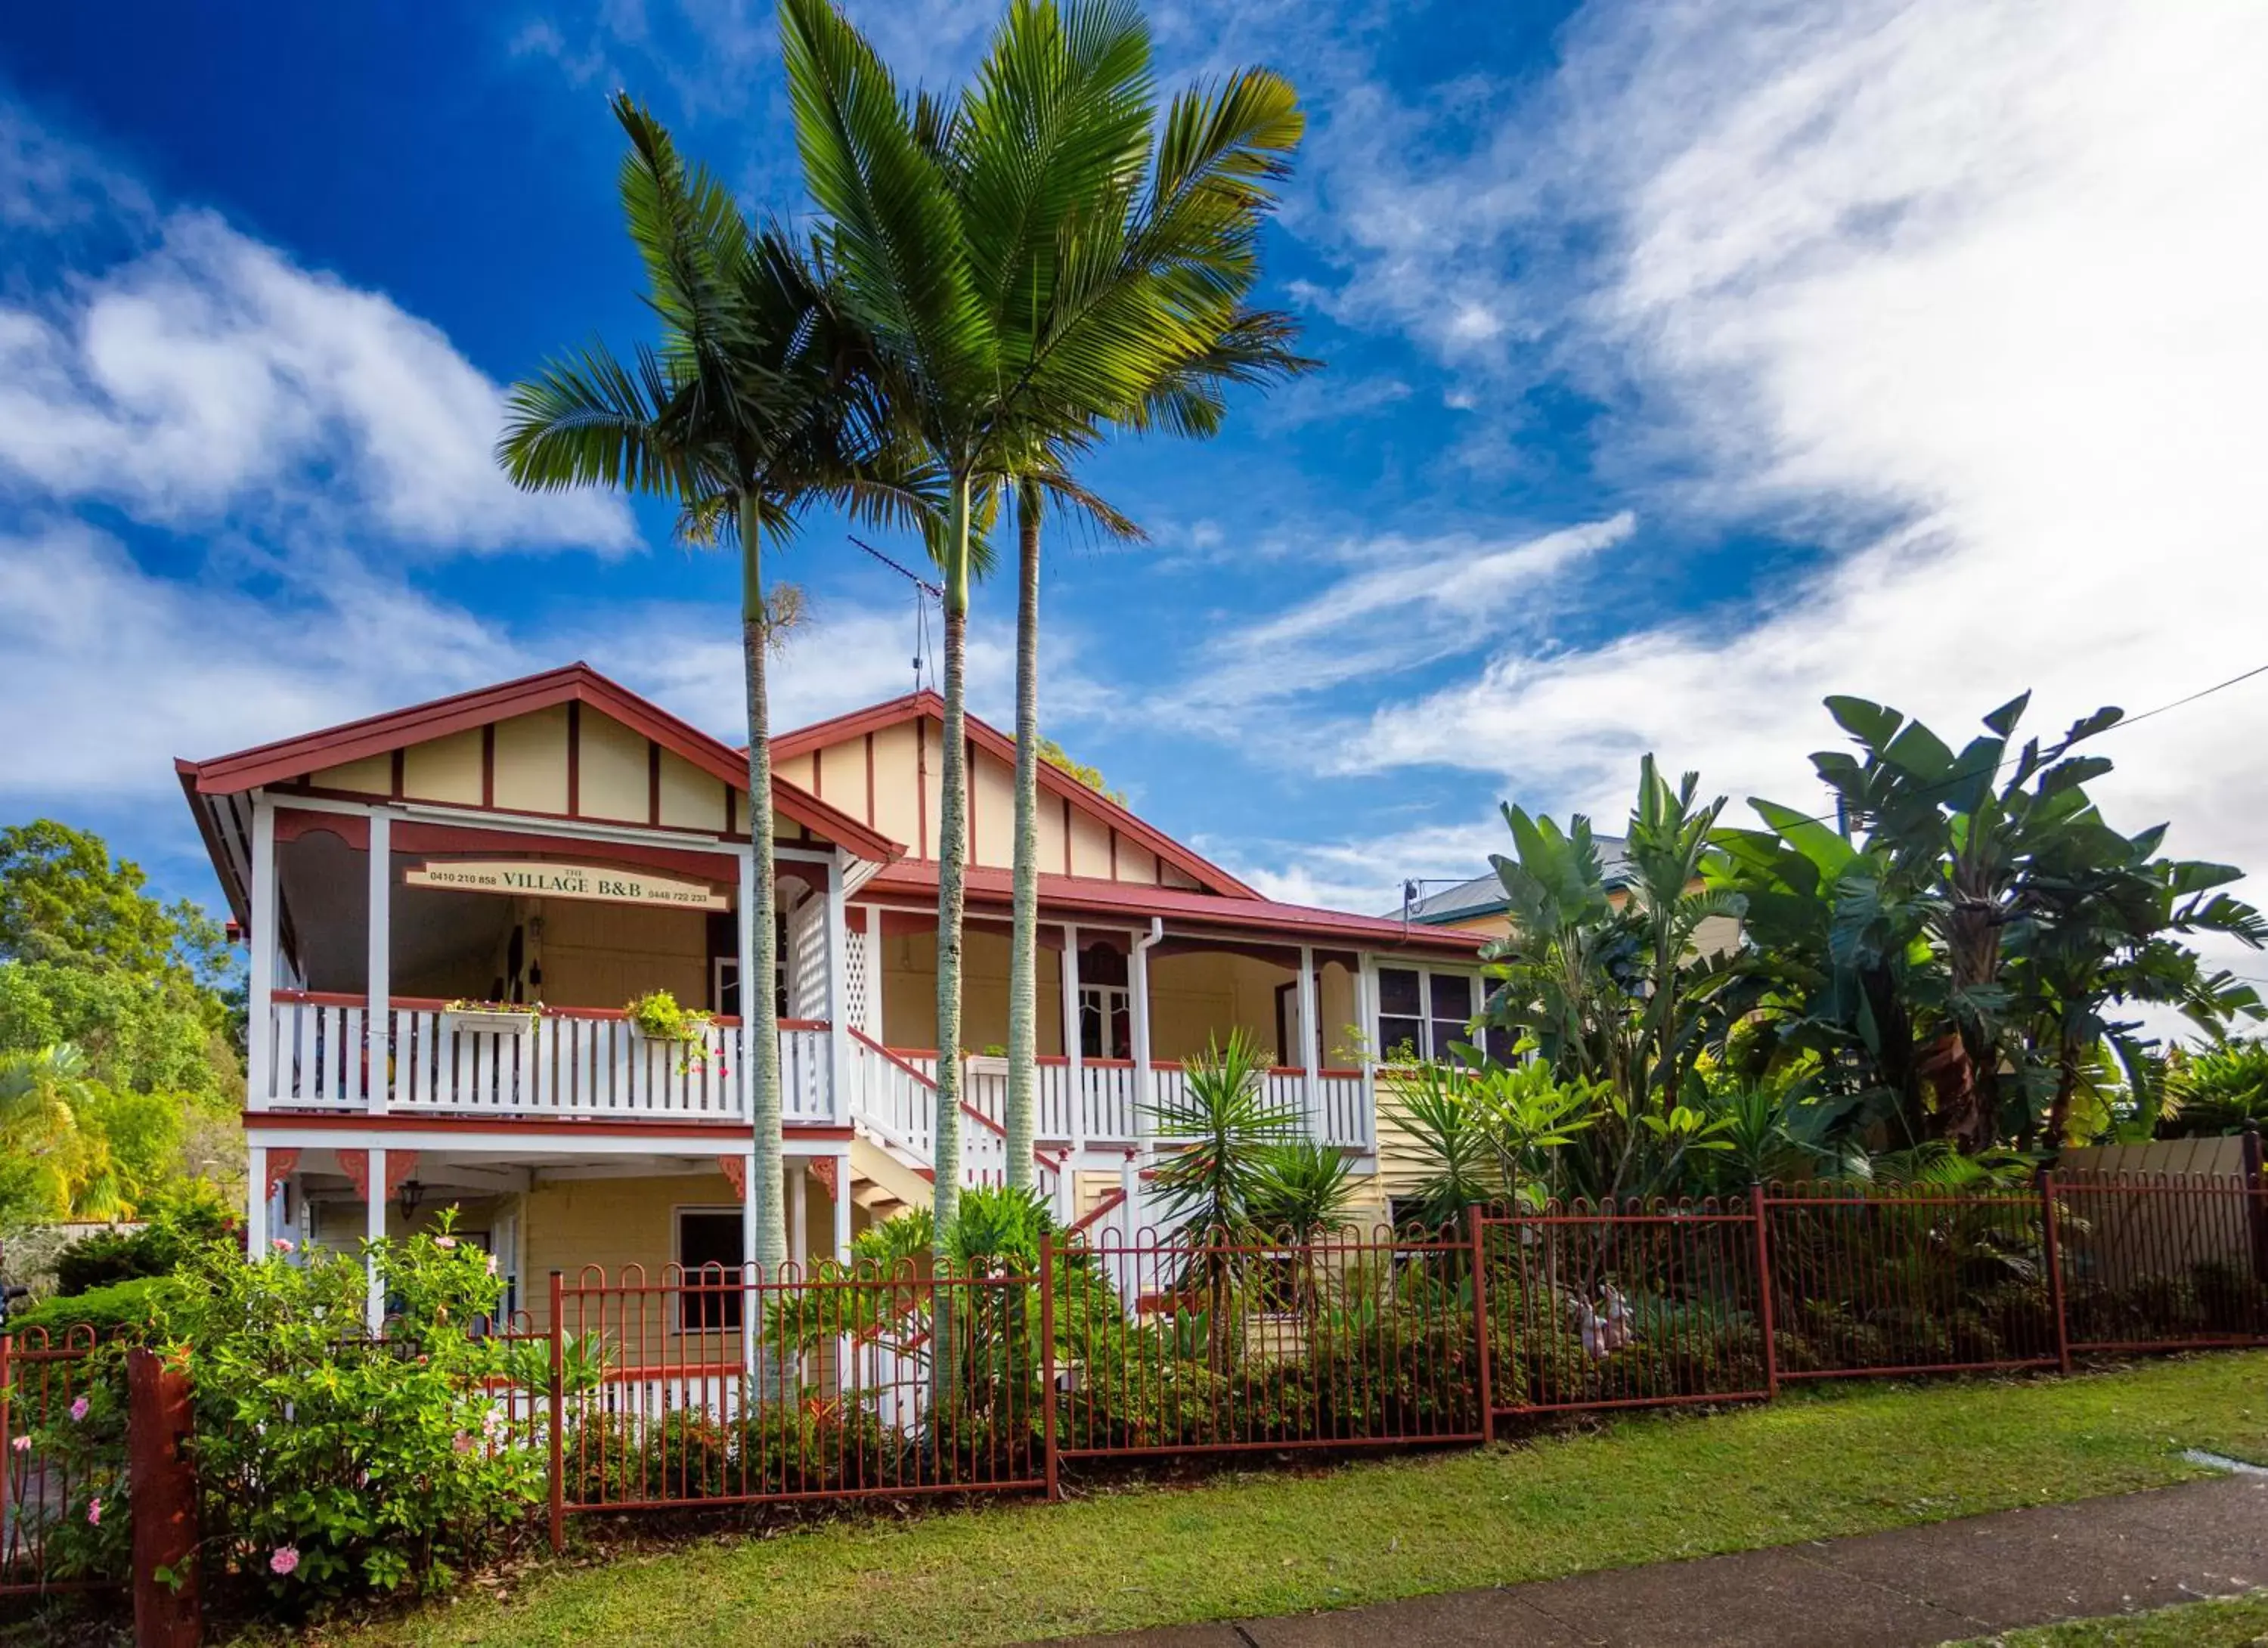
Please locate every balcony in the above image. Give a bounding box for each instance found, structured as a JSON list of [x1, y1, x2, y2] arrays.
[[888, 1050, 1372, 1152], [259, 992, 835, 1123]]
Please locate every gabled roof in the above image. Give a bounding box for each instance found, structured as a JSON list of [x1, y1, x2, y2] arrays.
[[176, 662, 903, 865], [1393, 836, 1633, 925], [771, 690, 1259, 900]]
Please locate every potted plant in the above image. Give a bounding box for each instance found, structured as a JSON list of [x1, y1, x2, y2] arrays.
[[624, 990, 717, 1071], [442, 999, 542, 1036]]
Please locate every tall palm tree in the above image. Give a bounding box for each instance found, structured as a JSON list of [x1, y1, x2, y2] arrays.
[[779, 0, 1308, 1238], [499, 95, 910, 1272], [1003, 314, 1314, 1191]]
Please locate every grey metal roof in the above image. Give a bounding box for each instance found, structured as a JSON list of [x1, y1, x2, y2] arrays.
[[1387, 835, 1632, 925]]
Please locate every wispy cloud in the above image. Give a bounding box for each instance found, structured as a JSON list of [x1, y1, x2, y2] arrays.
[[0, 198, 637, 556], [1163, 513, 1634, 718]]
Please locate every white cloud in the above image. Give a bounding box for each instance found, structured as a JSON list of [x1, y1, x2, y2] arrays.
[[0, 206, 637, 556], [1275, 0, 2268, 1015], [0, 519, 537, 798], [1166, 513, 1634, 717]]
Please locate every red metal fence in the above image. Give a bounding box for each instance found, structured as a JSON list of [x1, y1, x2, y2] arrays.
[[4, 1168, 2264, 1589], [0, 1327, 129, 1599]]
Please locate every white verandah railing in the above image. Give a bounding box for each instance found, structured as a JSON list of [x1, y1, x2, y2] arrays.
[[261, 992, 833, 1122], [893, 1050, 1371, 1152]]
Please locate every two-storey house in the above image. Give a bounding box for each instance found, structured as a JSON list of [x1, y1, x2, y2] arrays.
[[177, 664, 1486, 1330]]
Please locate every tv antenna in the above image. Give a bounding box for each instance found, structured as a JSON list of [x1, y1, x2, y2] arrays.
[[848, 534, 943, 695]]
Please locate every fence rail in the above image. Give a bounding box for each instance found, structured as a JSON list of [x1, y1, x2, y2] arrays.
[[7, 1168, 2263, 1588]]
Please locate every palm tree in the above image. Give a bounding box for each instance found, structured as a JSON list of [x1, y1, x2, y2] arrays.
[[498, 96, 911, 1272], [779, 0, 1308, 1235]]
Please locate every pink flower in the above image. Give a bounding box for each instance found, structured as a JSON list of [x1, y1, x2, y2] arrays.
[[86, 1497, 101, 1526], [435, 1235, 457, 1250], [271, 1238, 293, 1253], [9, 1436, 28, 1453], [452, 1430, 474, 1454], [68, 1397, 88, 1423], [270, 1546, 299, 1577]]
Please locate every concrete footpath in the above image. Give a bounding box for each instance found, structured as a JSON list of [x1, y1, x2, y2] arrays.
[[1084, 1475, 2266, 1646]]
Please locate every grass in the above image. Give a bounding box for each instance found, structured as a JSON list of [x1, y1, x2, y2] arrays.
[[279, 1355, 2266, 1646], [1957, 1592, 2268, 1644]]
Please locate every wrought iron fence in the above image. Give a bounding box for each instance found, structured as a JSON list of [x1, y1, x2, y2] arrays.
[[0, 1327, 129, 1599]]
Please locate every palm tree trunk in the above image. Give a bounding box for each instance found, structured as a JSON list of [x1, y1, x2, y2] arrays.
[[932, 475, 972, 1250], [740, 492, 786, 1272], [1005, 481, 1042, 1196]]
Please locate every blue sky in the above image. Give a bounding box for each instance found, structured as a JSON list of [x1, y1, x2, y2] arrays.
[[4, 0, 2266, 977]]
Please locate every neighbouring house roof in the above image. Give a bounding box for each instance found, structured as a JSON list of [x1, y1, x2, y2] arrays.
[[770, 690, 1258, 900], [175, 663, 904, 928], [866, 859, 1486, 956], [1391, 835, 1634, 926]]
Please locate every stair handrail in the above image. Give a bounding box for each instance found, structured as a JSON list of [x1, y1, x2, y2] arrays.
[[845, 1027, 1067, 1188]]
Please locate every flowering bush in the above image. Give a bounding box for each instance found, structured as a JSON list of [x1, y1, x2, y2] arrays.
[[172, 1213, 542, 1608]]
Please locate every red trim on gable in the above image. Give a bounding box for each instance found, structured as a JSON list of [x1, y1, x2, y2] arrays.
[[174, 662, 904, 866], [565, 700, 581, 816], [772, 689, 1256, 900]]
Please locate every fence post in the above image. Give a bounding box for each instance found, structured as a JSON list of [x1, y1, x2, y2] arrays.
[[2040, 1169, 2073, 1375], [1468, 1205, 1494, 1445], [126, 1346, 201, 1648], [547, 1269, 565, 1554], [1040, 1234, 1059, 1501], [1749, 1185, 1779, 1401], [2243, 1127, 2268, 1291]]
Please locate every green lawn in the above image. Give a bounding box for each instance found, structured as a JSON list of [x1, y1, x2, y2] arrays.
[[1954, 1591, 2268, 1645], [288, 1355, 2266, 1647]]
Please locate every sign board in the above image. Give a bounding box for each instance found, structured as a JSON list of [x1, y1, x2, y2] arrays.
[[402, 860, 729, 912]]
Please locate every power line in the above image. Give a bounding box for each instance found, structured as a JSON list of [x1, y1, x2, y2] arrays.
[[1763, 658, 2268, 835]]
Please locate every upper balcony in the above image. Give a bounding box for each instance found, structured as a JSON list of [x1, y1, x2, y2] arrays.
[[261, 990, 835, 1123]]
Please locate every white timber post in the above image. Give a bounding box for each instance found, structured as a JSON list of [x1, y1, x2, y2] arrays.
[[364, 1145, 388, 1334], [246, 791, 277, 1112], [826, 853, 849, 1124], [1297, 944, 1321, 1142], [741, 1148, 761, 1377], [1358, 953, 1380, 1151], [246, 1145, 269, 1254], [789, 1160, 809, 1271], [1061, 923, 1084, 1153], [738, 843, 758, 1125], [366, 807, 391, 1116], [832, 1149, 853, 1261], [1131, 920, 1162, 1159]]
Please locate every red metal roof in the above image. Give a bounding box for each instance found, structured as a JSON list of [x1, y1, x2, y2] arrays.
[[175, 661, 903, 865], [860, 859, 1488, 955], [770, 689, 1257, 900]]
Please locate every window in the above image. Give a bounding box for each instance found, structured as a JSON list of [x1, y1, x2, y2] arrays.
[[1376, 966, 1498, 1062], [1079, 986, 1132, 1059], [676, 1209, 743, 1332], [1076, 941, 1132, 1059], [708, 909, 790, 1018]]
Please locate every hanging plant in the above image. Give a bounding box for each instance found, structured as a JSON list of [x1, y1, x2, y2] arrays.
[[624, 990, 717, 1071]]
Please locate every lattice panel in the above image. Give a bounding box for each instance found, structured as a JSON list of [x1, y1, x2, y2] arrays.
[[841, 911, 875, 1037], [788, 888, 829, 1021]]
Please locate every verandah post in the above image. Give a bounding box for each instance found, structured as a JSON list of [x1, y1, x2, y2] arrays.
[[1040, 1233, 1059, 1501], [1750, 1184, 1779, 1401], [2040, 1168, 2073, 1375], [547, 1269, 565, 1554], [1468, 1204, 1494, 1445]]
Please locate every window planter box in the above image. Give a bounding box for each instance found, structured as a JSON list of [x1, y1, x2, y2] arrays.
[[443, 1007, 540, 1036]]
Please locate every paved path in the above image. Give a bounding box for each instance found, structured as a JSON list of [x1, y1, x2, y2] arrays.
[[1083, 1475, 2267, 1646]]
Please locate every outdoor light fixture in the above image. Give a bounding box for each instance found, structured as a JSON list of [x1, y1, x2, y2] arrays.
[[396, 1179, 425, 1220]]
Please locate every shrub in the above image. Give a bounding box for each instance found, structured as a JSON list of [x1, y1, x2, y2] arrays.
[[173, 1215, 542, 1609], [52, 1182, 235, 1296], [4, 1272, 176, 1340], [5, 1340, 132, 1584]]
